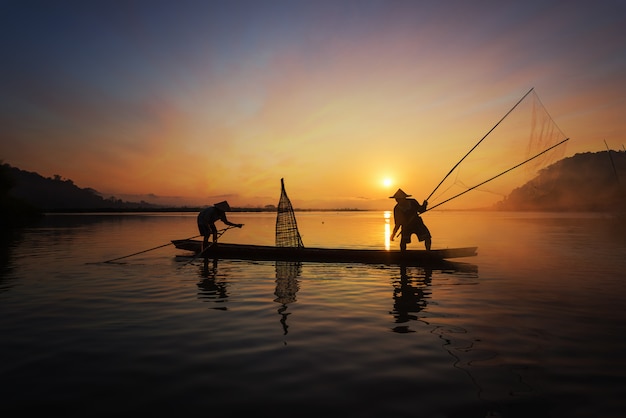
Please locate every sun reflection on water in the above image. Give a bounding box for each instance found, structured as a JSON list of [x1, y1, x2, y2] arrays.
[[384, 210, 391, 250]]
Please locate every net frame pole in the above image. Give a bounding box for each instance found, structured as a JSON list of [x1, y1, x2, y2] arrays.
[[426, 87, 535, 202]]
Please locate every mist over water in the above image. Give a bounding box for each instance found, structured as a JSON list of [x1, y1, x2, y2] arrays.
[[1, 211, 625, 417]]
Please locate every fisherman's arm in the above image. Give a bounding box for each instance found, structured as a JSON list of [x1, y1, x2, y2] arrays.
[[221, 215, 243, 228], [390, 224, 400, 241]]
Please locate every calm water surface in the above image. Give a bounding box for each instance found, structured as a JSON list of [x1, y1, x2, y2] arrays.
[[1, 211, 625, 417]]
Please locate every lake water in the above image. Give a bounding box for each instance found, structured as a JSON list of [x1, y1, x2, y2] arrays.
[[1, 211, 625, 417]]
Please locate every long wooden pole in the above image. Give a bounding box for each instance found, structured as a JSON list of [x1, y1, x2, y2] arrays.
[[424, 137, 569, 212], [94, 234, 203, 264], [426, 87, 535, 202]]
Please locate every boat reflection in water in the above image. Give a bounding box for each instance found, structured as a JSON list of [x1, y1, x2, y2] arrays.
[[196, 258, 229, 310], [194, 254, 476, 337], [274, 261, 302, 337], [390, 265, 433, 333], [195, 257, 302, 335], [390, 262, 478, 333]]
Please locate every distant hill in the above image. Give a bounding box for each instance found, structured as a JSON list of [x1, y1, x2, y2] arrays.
[[1, 163, 162, 211], [494, 151, 626, 211]]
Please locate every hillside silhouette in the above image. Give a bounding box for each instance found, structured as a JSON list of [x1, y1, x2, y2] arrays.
[[1, 163, 161, 212], [1, 164, 43, 227], [494, 151, 626, 211]]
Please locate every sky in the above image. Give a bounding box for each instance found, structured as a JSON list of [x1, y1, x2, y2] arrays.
[[1, 0, 625, 209]]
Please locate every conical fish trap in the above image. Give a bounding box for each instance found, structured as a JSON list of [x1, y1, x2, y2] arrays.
[[275, 178, 304, 248]]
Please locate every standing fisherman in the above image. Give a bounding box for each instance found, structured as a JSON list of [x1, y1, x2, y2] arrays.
[[390, 189, 432, 251], [197, 201, 243, 251]]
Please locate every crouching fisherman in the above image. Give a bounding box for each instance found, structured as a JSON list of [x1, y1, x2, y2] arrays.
[[197, 201, 243, 252], [389, 189, 432, 251]]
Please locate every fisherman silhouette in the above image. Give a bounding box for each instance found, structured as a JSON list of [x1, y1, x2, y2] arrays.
[[197, 201, 243, 251], [389, 189, 432, 251]]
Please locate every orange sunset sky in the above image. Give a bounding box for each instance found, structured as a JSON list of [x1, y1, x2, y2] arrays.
[[1, 1, 625, 209]]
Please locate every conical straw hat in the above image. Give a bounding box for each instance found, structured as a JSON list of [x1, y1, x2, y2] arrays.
[[389, 188, 411, 199]]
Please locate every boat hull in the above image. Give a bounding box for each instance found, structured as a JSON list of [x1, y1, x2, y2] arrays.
[[172, 239, 477, 265]]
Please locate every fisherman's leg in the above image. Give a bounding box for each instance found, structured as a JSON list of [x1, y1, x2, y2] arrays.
[[419, 223, 432, 250], [198, 223, 209, 252], [210, 224, 219, 245], [400, 236, 408, 251]]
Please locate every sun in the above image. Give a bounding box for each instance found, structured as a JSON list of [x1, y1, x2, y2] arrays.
[[382, 177, 393, 188]]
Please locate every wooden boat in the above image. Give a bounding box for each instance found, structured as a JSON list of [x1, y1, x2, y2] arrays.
[[172, 239, 477, 266]]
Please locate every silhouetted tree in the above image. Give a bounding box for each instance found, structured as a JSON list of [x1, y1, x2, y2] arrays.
[[0, 162, 42, 227]]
